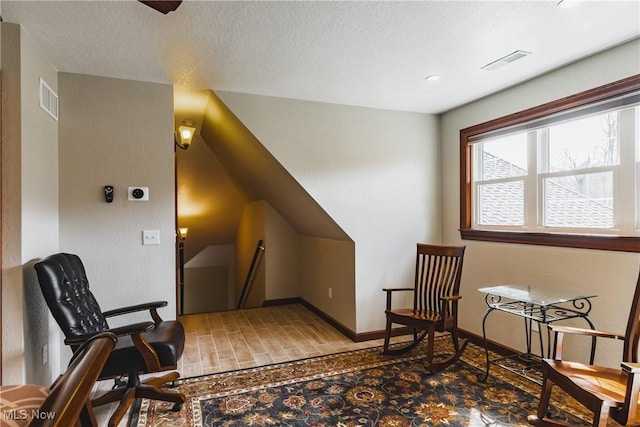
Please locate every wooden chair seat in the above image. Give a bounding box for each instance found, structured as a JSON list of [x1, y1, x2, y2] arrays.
[[388, 309, 442, 322], [528, 268, 640, 427], [382, 244, 468, 373], [547, 360, 632, 403]]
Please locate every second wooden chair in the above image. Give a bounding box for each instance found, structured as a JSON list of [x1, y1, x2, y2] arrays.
[[382, 243, 468, 372]]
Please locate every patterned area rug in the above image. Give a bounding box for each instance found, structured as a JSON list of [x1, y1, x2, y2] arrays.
[[130, 336, 590, 426]]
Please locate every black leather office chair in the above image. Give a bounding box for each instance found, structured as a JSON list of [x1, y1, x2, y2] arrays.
[[34, 253, 186, 427]]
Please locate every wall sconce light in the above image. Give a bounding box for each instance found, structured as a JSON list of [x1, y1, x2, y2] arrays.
[[178, 227, 189, 240], [175, 120, 196, 150]]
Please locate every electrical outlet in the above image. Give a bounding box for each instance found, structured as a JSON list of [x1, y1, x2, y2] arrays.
[[42, 344, 48, 365], [328, 288, 333, 299]]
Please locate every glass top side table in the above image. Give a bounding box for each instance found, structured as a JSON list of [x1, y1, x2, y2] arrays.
[[478, 284, 597, 384]]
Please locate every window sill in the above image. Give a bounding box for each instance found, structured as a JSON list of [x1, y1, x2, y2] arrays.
[[460, 229, 640, 253]]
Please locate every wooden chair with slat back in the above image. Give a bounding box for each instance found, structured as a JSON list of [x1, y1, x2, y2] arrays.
[[528, 267, 640, 427], [382, 243, 468, 372]]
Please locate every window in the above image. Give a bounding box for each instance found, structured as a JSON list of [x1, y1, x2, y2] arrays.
[[460, 75, 640, 252]]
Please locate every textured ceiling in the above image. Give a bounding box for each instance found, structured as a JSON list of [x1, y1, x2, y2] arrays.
[[3, 1, 639, 261], [2, 0, 639, 114]]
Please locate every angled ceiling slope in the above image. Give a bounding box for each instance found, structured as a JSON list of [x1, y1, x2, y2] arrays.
[[199, 91, 351, 243]]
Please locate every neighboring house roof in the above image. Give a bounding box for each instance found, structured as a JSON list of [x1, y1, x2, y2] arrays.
[[479, 152, 613, 228]]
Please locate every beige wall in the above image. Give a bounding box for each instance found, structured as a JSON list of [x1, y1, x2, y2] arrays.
[[217, 92, 440, 334], [299, 236, 356, 331], [264, 202, 300, 301], [2, 22, 26, 385], [235, 200, 302, 307], [441, 39, 640, 367], [1, 23, 60, 385], [184, 266, 229, 313], [57, 74, 176, 352], [184, 243, 236, 311]]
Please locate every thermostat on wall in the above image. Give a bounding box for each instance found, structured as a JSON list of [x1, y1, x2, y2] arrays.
[[128, 187, 149, 201]]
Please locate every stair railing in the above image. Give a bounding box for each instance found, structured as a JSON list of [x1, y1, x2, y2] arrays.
[[237, 240, 265, 309]]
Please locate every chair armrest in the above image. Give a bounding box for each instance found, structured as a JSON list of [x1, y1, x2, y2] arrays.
[[102, 301, 168, 324], [383, 288, 414, 311], [550, 325, 624, 340], [621, 362, 640, 422], [108, 321, 155, 337], [33, 332, 116, 427], [438, 295, 462, 319], [102, 301, 167, 317], [63, 322, 154, 345], [551, 325, 624, 360], [622, 362, 640, 373]]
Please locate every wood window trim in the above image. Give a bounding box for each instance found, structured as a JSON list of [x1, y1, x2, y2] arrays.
[[459, 74, 640, 253]]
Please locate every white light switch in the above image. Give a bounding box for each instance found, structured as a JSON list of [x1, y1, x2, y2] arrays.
[[142, 230, 160, 245]]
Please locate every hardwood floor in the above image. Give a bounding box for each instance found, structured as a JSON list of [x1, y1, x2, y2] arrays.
[[178, 303, 389, 376], [93, 304, 402, 426]]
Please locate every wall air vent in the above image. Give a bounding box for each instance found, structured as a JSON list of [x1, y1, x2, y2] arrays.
[[39, 78, 58, 121], [481, 50, 532, 71]]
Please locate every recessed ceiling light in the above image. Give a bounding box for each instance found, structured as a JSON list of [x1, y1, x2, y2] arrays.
[[481, 50, 531, 71], [425, 75, 441, 82]]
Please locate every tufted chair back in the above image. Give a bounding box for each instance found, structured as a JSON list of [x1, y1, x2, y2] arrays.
[[34, 253, 110, 340]]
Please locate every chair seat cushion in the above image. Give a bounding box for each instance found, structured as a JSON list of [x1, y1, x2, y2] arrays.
[[101, 320, 185, 378]]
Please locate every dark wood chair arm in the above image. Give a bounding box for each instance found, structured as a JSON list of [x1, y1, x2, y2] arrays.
[[67, 332, 118, 366], [131, 332, 162, 372], [64, 323, 162, 372], [63, 322, 155, 346], [31, 332, 117, 427], [550, 325, 624, 340], [103, 300, 168, 324], [383, 288, 414, 310], [622, 362, 640, 373], [109, 321, 156, 337], [552, 325, 624, 360], [68, 323, 162, 372], [621, 362, 640, 423], [438, 295, 462, 321]]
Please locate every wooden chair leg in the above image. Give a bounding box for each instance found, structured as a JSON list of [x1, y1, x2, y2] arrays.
[[78, 401, 97, 427], [451, 323, 461, 352], [136, 384, 185, 410], [383, 317, 393, 354], [426, 327, 468, 373], [107, 387, 136, 427], [527, 371, 555, 426], [425, 325, 436, 366], [594, 404, 611, 427], [142, 371, 180, 388]]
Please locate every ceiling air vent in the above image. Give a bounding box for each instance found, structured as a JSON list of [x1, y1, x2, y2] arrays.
[[39, 78, 58, 121], [481, 50, 532, 71]]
